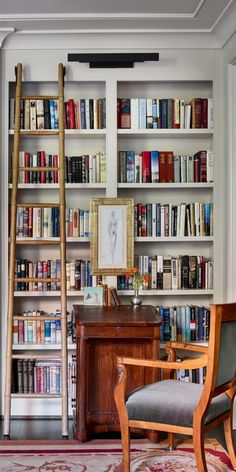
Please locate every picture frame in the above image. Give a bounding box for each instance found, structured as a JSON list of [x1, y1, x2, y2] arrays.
[[90, 198, 134, 275]]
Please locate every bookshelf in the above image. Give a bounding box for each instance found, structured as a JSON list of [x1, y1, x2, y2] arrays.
[[2, 54, 224, 419]]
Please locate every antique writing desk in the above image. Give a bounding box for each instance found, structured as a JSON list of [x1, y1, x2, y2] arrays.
[[73, 304, 161, 441]]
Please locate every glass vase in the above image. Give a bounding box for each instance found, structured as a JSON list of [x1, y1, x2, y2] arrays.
[[130, 290, 142, 306]]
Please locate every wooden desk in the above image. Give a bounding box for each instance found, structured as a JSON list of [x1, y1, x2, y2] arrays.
[[73, 304, 161, 441]]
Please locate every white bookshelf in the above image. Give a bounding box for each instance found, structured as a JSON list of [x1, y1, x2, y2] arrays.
[[1, 50, 225, 418]]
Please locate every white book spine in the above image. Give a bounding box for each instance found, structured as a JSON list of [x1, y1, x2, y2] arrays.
[[206, 150, 214, 182], [131, 98, 139, 129], [208, 98, 213, 129]]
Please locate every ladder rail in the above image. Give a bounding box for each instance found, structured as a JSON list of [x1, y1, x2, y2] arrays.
[[4, 63, 69, 438], [58, 62, 69, 437], [4, 63, 22, 437]]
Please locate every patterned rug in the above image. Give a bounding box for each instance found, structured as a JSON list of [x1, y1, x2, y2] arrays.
[[0, 438, 233, 471]]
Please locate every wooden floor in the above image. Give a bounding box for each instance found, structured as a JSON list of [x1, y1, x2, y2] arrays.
[[0, 418, 235, 446]]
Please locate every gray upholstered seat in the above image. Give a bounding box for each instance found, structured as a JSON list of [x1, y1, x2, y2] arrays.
[[126, 379, 231, 427]]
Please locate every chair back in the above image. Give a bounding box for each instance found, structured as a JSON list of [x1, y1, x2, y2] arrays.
[[209, 304, 236, 390]]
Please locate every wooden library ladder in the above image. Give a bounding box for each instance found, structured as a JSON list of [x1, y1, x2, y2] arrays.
[[3, 63, 68, 438]]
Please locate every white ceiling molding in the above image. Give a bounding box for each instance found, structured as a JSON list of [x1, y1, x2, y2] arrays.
[[2, 31, 220, 51], [212, 0, 236, 47], [0, 28, 15, 47]]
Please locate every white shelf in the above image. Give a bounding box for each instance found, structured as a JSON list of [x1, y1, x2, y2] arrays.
[[117, 128, 214, 138], [118, 289, 214, 296], [118, 183, 214, 189], [12, 343, 76, 350], [160, 341, 208, 348], [135, 236, 214, 242], [9, 183, 106, 189]]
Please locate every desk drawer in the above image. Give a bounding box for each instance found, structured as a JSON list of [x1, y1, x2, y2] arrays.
[[78, 325, 160, 338]]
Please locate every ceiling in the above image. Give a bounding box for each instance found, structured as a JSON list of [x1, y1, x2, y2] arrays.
[[0, 0, 236, 48]]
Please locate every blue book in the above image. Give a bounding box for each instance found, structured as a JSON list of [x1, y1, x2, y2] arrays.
[[152, 99, 158, 129], [158, 306, 165, 342], [49, 100, 55, 129], [156, 203, 161, 236], [44, 320, 51, 342], [204, 203, 211, 235], [150, 150, 159, 183], [139, 99, 147, 129], [126, 151, 135, 183], [185, 305, 191, 341]]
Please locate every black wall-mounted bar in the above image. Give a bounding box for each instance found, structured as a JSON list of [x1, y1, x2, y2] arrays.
[[68, 53, 159, 68]]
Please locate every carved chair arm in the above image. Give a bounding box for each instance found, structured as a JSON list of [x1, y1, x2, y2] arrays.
[[116, 354, 208, 371], [166, 341, 209, 353]]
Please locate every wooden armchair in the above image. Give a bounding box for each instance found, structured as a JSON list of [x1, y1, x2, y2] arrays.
[[114, 303, 236, 472]]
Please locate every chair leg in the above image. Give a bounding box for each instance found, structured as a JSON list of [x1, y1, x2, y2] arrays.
[[193, 426, 207, 472], [223, 415, 236, 468], [120, 424, 130, 472], [168, 432, 175, 450]]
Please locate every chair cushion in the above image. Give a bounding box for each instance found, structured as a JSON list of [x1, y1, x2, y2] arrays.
[[126, 380, 231, 428]]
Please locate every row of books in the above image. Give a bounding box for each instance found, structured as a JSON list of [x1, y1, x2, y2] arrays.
[[14, 259, 95, 291], [176, 367, 207, 385], [134, 202, 213, 237], [117, 97, 213, 129], [9, 98, 59, 130], [16, 207, 90, 238], [18, 151, 59, 184], [12, 359, 76, 398], [9, 97, 107, 130], [118, 255, 214, 290], [64, 98, 106, 129], [157, 305, 210, 342], [12, 309, 73, 345], [119, 150, 214, 183], [12, 359, 61, 394], [65, 153, 106, 183]]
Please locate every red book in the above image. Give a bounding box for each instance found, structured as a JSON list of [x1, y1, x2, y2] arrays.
[[141, 151, 151, 183], [117, 98, 121, 129], [194, 152, 200, 182], [137, 203, 142, 236], [53, 155, 58, 183], [199, 151, 207, 182], [159, 151, 167, 183], [24, 152, 30, 184], [28, 207, 33, 237], [201, 98, 208, 128], [40, 151, 46, 183], [67, 98, 75, 129], [141, 205, 147, 237], [190, 98, 202, 128], [120, 98, 131, 129], [166, 151, 174, 182]]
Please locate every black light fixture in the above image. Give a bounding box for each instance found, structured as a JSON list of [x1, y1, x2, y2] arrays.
[[68, 53, 159, 69]]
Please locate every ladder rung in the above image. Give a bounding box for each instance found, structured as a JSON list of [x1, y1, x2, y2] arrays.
[[12, 354, 61, 360], [15, 238, 60, 245], [13, 315, 61, 320], [16, 203, 60, 208], [19, 130, 59, 136], [14, 278, 60, 282], [11, 393, 61, 398], [18, 167, 59, 171], [21, 95, 58, 100]]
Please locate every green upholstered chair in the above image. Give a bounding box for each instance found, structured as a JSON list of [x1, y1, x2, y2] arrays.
[[114, 303, 236, 472]]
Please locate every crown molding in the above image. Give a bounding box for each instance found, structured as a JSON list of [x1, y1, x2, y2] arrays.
[[213, 0, 236, 47], [0, 28, 15, 47], [0, 1, 206, 22], [2, 31, 221, 50]]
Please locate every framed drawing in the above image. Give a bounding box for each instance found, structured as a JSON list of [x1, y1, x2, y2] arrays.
[[90, 198, 134, 275]]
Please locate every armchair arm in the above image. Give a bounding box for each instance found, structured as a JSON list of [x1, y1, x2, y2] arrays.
[[166, 341, 208, 353], [116, 354, 208, 371]]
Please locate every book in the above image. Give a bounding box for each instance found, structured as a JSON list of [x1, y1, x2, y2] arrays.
[[84, 286, 104, 305]]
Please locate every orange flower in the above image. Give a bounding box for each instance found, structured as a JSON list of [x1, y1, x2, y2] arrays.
[[142, 274, 149, 284], [130, 267, 139, 275]]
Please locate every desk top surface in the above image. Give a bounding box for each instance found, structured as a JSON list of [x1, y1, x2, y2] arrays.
[[73, 304, 161, 326]]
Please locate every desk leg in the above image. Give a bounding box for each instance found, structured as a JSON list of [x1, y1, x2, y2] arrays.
[[76, 338, 88, 442]]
